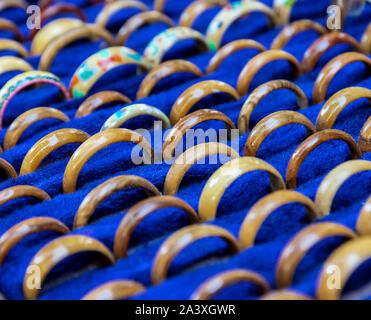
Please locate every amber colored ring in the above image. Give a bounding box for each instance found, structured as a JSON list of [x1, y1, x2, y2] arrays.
[[191, 269, 270, 300], [260, 289, 311, 300], [243, 111, 316, 157], [0, 0, 27, 12], [4, 107, 69, 150], [162, 109, 236, 162], [0, 39, 28, 58], [313, 52, 371, 104], [151, 224, 240, 284], [316, 87, 371, 131], [169, 80, 239, 125], [361, 22, 371, 54], [39, 24, 115, 71], [237, 50, 301, 96], [117, 11, 174, 46], [136, 59, 203, 99], [271, 19, 327, 50], [199, 157, 286, 221], [0, 56, 33, 76], [75, 91, 131, 118], [315, 160, 371, 215], [302, 32, 362, 74], [63, 128, 154, 194], [238, 80, 308, 134], [276, 222, 356, 289], [239, 190, 322, 248], [114, 196, 200, 259], [95, 0, 149, 28], [0, 185, 50, 207], [23, 235, 115, 300], [73, 175, 160, 229], [359, 116, 371, 154], [356, 194, 371, 236], [0, 217, 69, 266], [82, 280, 145, 300], [286, 129, 361, 189], [0, 18, 25, 42], [0, 158, 17, 180]]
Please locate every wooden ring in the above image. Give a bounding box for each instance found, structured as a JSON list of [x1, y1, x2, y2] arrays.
[[151, 224, 240, 284], [315, 160, 371, 215], [39, 24, 115, 72], [4, 107, 69, 150], [237, 50, 301, 97], [75, 91, 131, 118], [361, 22, 371, 54], [0, 18, 25, 42], [117, 11, 174, 46], [191, 269, 270, 300], [271, 19, 327, 50], [260, 289, 311, 300], [356, 194, 371, 236], [206, 1, 278, 50], [143, 26, 208, 68], [316, 86, 371, 131], [20, 128, 91, 175], [238, 80, 308, 134], [69, 46, 147, 98], [313, 52, 371, 104], [23, 235, 115, 300], [162, 109, 235, 162], [73, 175, 160, 229], [276, 222, 356, 289], [0, 0, 27, 12], [0, 217, 69, 266], [286, 129, 361, 189], [0, 38, 28, 58], [81, 280, 145, 300], [239, 190, 322, 248], [0, 56, 33, 76], [206, 39, 266, 74], [199, 157, 286, 221], [0, 185, 50, 207], [137, 59, 203, 99], [95, 0, 149, 28], [163, 142, 239, 196], [0, 158, 17, 180], [113, 196, 200, 259], [243, 111, 316, 157], [359, 116, 371, 154], [63, 128, 154, 194], [101, 104, 171, 131], [302, 32, 362, 73]]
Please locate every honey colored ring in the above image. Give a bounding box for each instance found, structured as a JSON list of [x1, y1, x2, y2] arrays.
[[136, 59, 203, 99], [39, 24, 115, 72], [151, 224, 240, 284], [302, 32, 362, 74], [0, 18, 25, 42], [313, 52, 371, 104], [359, 116, 371, 154], [23, 235, 115, 300], [0, 185, 50, 207], [316, 87, 371, 131], [316, 237, 371, 300], [169, 80, 239, 125], [238, 80, 308, 134], [143, 27, 209, 68], [206, 39, 266, 74], [0, 56, 33, 76], [356, 195, 371, 236], [206, 1, 278, 50], [276, 222, 356, 289], [271, 19, 327, 50], [0, 217, 69, 266], [243, 111, 316, 157], [4, 107, 69, 150], [75, 91, 131, 118], [73, 175, 160, 229], [95, 0, 149, 28], [0, 158, 17, 180], [20, 128, 91, 175], [191, 269, 270, 300], [199, 157, 286, 221], [69, 46, 146, 98], [361, 22, 371, 54], [179, 0, 228, 28], [239, 190, 322, 249], [315, 160, 371, 215], [63, 128, 154, 194], [0, 39, 28, 58], [101, 104, 170, 131], [117, 11, 174, 46], [237, 50, 301, 97], [273, 0, 297, 25], [163, 142, 239, 196], [0, 0, 27, 12], [82, 280, 145, 300], [286, 129, 361, 189], [260, 289, 311, 300], [162, 109, 236, 162], [114, 196, 200, 259]]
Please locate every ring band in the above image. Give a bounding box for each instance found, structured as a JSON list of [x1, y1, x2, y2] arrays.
[[0, 56, 33, 76], [359, 116, 371, 154], [0, 158, 17, 180], [0, 18, 25, 42], [0, 39, 28, 57], [273, 0, 296, 25], [356, 194, 371, 236], [361, 22, 371, 54], [0, 185, 50, 207]]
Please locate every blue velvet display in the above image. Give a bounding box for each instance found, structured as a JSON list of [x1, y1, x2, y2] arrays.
[[0, 0, 370, 300]]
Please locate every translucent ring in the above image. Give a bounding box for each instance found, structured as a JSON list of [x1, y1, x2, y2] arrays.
[[0, 39, 28, 57], [0, 185, 50, 207], [359, 116, 371, 154], [0, 158, 17, 180], [0, 56, 33, 76], [361, 22, 371, 54], [273, 0, 297, 25], [0, 18, 25, 42], [356, 194, 371, 236]]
